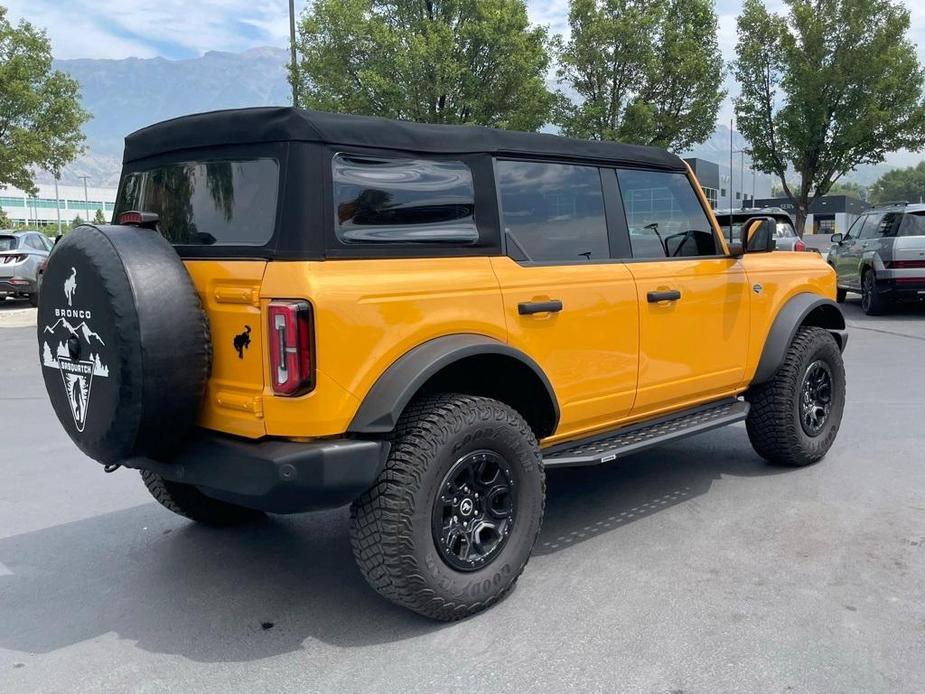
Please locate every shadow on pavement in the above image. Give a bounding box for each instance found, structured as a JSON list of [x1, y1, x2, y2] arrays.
[[0, 426, 787, 663]]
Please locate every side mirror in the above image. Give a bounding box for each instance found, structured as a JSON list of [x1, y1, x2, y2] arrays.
[[830, 232, 843, 244], [741, 216, 777, 254]]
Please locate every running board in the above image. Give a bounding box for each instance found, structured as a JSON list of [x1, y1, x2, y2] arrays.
[[542, 398, 750, 468]]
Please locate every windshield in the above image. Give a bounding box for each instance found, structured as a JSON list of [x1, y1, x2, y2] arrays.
[[0, 236, 18, 251], [114, 158, 279, 246]]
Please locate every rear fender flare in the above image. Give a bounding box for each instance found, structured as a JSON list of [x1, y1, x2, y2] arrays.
[[347, 334, 559, 436], [752, 293, 846, 385]]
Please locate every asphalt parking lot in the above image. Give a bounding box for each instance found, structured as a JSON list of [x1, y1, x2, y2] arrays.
[[1, 298, 923, 694]]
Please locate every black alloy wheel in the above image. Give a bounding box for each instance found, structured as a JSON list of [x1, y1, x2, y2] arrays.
[[432, 450, 516, 572], [799, 360, 833, 437]]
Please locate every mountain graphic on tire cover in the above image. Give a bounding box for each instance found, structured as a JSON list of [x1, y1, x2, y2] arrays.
[[36, 224, 211, 465]]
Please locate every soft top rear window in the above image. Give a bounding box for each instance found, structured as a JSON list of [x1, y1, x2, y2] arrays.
[[115, 158, 279, 246]]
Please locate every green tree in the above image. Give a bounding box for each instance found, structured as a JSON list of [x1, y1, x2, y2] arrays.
[[555, 0, 724, 150], [869, 162, 925, 204], [293, 0, 554, 131], [733, 0, 925, 235], [70, 214, 84, 228], [0, 7, 89, 193], [0, 205, 10, 228], [93, 208, 106, 224]]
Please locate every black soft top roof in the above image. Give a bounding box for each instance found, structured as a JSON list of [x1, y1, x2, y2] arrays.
[[123, 106, 687, 171]]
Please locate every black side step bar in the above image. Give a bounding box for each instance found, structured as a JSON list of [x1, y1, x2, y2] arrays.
[[542, 398, 750, 468]]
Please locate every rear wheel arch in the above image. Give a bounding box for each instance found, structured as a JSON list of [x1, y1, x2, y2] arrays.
[[347, 334, 560, 439], [752, 293, 846, 386]]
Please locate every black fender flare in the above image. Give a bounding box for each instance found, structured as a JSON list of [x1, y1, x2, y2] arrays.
[[752, 293, 847, 385], [347, 334, 560, 435]]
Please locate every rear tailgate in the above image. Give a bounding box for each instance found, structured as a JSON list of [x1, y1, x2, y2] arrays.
[[185, 260, 268, 438]]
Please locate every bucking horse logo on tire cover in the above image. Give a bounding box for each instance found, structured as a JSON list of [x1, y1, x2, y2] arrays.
[[40, 267, 110, 432]]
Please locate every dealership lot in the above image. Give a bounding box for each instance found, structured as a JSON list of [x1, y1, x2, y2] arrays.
[[1, 300, 923, 694]]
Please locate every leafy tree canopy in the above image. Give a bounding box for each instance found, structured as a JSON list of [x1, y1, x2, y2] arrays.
[[734, 0, 925, 232], [293, 0, 555, 131], [0, 6, 89, 193], [555, 0, 724, 150], [93, 208, 106, 225], [868, 162, 925, 205], [0, 205, 10, 228]]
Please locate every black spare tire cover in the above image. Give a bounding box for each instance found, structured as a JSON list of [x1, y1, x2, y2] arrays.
[[37, 224, 210, 464]]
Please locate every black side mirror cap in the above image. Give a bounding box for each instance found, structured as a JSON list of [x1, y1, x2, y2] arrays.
[[830, 232, 843, 244], [740, 216, 777, 253]]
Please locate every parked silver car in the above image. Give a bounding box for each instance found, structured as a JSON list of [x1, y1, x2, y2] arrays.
[[0, 230, 53, 306], [829, 203, 925, 315], [716, 207, 808, 252]]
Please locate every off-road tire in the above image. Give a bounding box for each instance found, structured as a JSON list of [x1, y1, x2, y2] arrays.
[[861, 269, 889, 316], [141, 470, 264, 526], [835, 286, 847, 303], [350, 394, 545, 621], [746, 327, 846, 467]]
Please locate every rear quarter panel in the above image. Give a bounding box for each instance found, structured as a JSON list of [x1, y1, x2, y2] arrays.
[[258, 257, 506, 438], [740, 252, 837, 385]]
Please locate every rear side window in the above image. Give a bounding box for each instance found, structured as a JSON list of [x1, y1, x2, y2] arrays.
[[114, 158, 279, 246], [333, 154, 477, 244], [617, 169, 720, 259], [496, 160, 609, 262], [0, 236, 18, 250], [897, 213, 925, 237]]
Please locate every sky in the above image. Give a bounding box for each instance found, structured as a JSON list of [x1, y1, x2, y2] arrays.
[[6, 0, 925, 125]]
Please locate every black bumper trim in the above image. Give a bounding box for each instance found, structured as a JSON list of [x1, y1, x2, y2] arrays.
[[125, 433, 390, 514]]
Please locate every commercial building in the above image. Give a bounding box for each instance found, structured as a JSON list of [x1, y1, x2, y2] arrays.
[[750, 195, 869, 236], [0, 182, 118, 230], [685, 158, 772, 210]]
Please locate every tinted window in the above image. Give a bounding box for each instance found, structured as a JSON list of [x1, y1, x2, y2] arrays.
[[496, 160, 609, 262], [115, 158, 279, 246], [898, 212, 925, 237], [333, 154, 477, 244], [844, 215, 864, 240], [858, 213, 886, 239], [617, 169, 719, 258], [0, 236, 18, 250], [25, 235, 45, 250]]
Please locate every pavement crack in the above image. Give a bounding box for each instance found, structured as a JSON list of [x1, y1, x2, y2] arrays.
[[846, 323, 925, 342]]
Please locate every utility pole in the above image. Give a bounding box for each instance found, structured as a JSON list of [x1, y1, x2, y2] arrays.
[[80, 176, 90, 223], [289, 0, 299, 108], [54, 174, 62, 235], [729, 118, 734, 210]]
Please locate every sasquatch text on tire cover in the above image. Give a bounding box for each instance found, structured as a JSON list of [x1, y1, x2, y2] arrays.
[[37, 224, 210, 465]]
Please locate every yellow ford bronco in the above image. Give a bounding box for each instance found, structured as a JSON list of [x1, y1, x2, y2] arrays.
[[37, 107, 847, 620]]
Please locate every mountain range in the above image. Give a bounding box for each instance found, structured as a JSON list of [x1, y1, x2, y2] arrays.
[[41, 47, 918, 189]]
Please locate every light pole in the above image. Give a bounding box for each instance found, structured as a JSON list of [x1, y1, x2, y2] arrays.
[[54, 173, 62, 235], [289, 0, 299, 108]]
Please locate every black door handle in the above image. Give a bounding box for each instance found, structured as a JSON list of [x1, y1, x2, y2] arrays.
[[518, 299, 563, 315], [647, 290, 681, 303]]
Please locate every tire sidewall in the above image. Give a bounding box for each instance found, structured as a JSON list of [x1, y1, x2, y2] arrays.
[[409, 404, 544, 606], [788, 332, 846, 460]]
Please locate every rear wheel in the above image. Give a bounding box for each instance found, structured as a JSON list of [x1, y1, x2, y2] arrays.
[[350, 394, 545, 621], [141, 471, 264, 526], [746, 327, 846, 467], [861, 269, 889, 315]]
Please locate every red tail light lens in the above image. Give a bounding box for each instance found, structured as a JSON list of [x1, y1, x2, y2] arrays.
[[886, 259, 925, 269], [268, 300, 314, 396], [794, 240, 807, 252], [118, 211, 143, 225]]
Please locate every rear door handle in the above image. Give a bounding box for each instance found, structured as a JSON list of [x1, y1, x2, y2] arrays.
[[647, 290, 682, 303], [518, 299, 563, 315]]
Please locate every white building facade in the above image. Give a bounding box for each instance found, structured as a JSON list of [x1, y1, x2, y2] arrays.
[[0, 182, 118, 229]]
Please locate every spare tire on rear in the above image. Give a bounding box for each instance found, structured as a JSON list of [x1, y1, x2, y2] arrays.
[[37, 224, 210, 465]]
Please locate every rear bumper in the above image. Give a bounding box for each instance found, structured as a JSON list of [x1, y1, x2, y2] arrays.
[[125, 433, 390, 514], [0, 278, 36, 294], [878, 277, 925, 300]]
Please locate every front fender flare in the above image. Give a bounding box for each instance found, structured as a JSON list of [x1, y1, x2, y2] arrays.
[[752, 293, 846, 385], [347, 334, 559, 435]]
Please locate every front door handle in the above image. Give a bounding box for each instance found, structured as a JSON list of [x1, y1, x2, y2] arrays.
[[518, 299, 563, 315], [647, 289, 682, 303]]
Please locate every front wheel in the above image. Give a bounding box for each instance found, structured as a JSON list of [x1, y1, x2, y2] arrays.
[[746, 327, 846, 467], [350, 394, 545, 621]]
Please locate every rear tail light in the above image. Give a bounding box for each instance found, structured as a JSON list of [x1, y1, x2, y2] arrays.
[[794, 240, 807, 252], [886, 259, 925, 269], [268, 300, 314, 396]]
